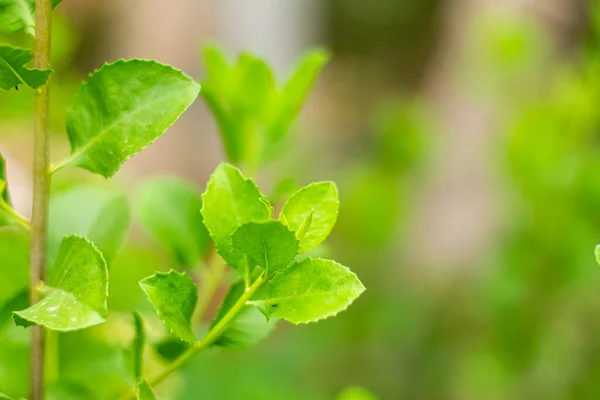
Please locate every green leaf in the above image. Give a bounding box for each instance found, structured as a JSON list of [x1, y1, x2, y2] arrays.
[[595, 244, 600, 266], [0, 288, 27, 328], [231, 220, 298, 275], [0, 0, 61, 36], [0, 226, 29, 302], [136, 380, 156, 400], [231, 54, 275, 119], [139, 270, 198, 344], [202, 44, 232, 100], [14, 236, 108, 331], [48, 187, 131, 265], [60, 59, 200, 177], [0, 46, 52, 90], [0, 392, 14, 400], [280, 182, 339, 253], [201, 163, 272, 272], [267, 49, 330, 142], [131, 311, 145, 381], [137, 177, 209, 268], [153, 334, 190, 362], [0, 153, 11, 205], [336, 387, 379, 400], [251, 258, 365, 324], [153, 336, 190, 362], [211, 278, 277, 348], [268, 177, 298, 205]]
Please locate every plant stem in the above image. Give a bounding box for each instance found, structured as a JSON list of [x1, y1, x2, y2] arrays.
[[117, 274, 265, 400], [30, 1, 53, 399]]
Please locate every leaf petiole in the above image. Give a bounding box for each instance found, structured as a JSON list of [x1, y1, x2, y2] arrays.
[[118, 272, 265, 400]]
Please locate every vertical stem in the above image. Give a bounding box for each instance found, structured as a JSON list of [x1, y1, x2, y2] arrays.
[[30, 1, 52, 399]]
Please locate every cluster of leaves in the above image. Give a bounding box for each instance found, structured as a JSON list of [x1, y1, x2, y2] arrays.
[[0, 2, 365, 399]]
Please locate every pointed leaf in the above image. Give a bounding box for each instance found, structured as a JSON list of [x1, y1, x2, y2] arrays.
[[14, 236, 108, 331], [251, 258, 364, 324], [231, 220, 298, 275], [61, 59, 199, 177], [139, 270, 198, 344], [136, 380, 156, 400], [137, 177, 209, 268], [267, 49, 330, 141], [48, 187, 131, 265], [201, 163, 272, 271], [211, 278, 277, 348], [280, 182, 339, 252], [0, 46, 52, 90], [131, 311, 145, 381]]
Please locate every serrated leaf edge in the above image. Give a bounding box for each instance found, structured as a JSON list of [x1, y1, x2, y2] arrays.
[[61, 59, 201, 177], [250, 257, 365, 325], [138, 269, 198, 344]]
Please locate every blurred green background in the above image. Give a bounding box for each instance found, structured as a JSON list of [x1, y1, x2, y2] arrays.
[[3, 0, 600, 399]]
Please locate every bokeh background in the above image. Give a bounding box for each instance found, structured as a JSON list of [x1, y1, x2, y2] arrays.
[[2, 0, 600, 399]]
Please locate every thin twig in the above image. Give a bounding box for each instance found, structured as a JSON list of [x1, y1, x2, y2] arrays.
[[30, 1, 53, 399]]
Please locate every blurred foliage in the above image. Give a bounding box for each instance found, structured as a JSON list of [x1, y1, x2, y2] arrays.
[[4, 2, 600, 400]]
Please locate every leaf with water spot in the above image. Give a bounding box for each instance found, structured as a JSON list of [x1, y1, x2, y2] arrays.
[[13, 236, 108, 331], [139, 270, 198, 344], [251, 258, 365, 324], [58, 59, 199, 177], [0, 46, 51, 90]]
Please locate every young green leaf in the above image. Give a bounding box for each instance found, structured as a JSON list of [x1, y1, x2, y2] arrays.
[[201, 163, 272, 270], [48, 187, 131, 265], [14, 236, 109, 331], [131, 311, 145, 381], [136, 380, 156, 400], [231, 54, 275, 119], [251, 258, 365, 324], [231, 220, 298, 275], [202, 44, 232, 100], [211, 278, 277, 348], [267, 49, 330, 142], [0, 46, 52, 90], [280, 182, 339, 253], [137, 177, 209, 268], [139, 270, 198, 344], [58, 59, 200, 177]]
